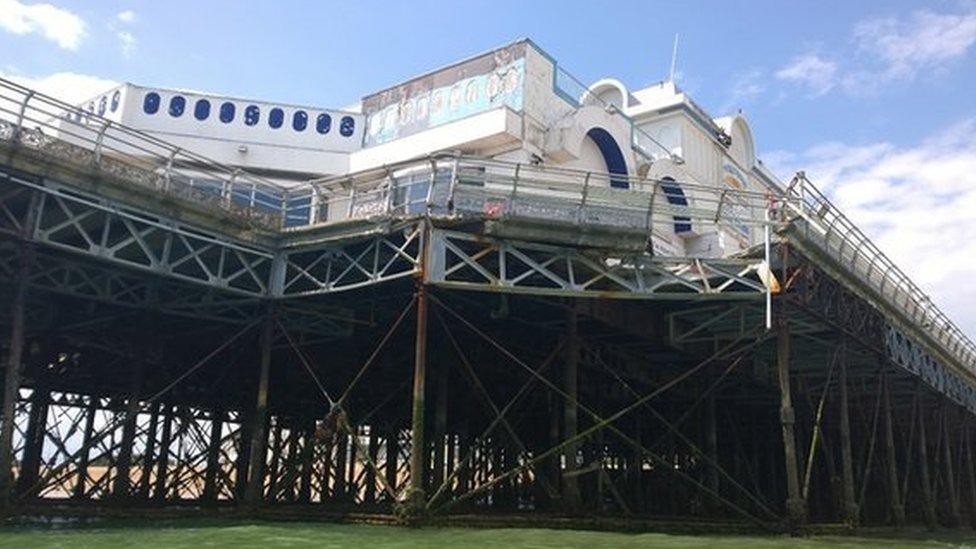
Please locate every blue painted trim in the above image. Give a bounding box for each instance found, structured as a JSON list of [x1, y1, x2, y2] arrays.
[[586, 127, 628, 189], [661, 177, 691, 233]]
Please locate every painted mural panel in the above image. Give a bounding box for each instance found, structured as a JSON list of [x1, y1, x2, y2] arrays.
[[362, 42, 526, 146]]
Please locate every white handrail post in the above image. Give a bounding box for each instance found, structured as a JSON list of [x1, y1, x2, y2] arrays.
[[13, 90, 35, 140], [764, 200, 773, 330], [93, 121, 110, 167]]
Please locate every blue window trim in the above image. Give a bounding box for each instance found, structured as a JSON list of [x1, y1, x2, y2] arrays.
[[316, 113, 332, 134], [244, 105, 260, 126], [269, 107, 284, 129], [293, 110, 308, 131], [143, 92, 160, 115], [110, 90, 121, 112], [194, 99, 211, 121], [169, 95, 186, 117], [660, 177, 692, 233], [339, 116, 355, 137], [219, 102, 235, 123], [586, 127, 629, 189]]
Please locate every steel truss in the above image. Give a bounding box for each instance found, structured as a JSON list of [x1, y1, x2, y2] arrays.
[[784, 251, 976, 413], [426, 229, 767, 299]]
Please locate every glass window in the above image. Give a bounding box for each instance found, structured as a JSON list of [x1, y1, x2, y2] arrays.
[[169, 95, 186, 117], [143, 92, 160, 114], [293, 110, 308, 131], [339, 116, 355, 137], [97, 96, 107, 116], [219, 102, 235, 123], [110, 90, 121, 112], [244, 105, 260, 126], [269, 107, 284, 129], [194, 99, 211, 121], [316, 113, 332, 134]]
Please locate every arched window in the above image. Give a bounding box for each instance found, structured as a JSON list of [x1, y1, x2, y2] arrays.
[[339, 116, 355, 137], [660, 176, 691, 233], [169, 95, 186, 117], [244, 105, 260, 126], [316, 113, 332, 134], [194, 99, 211, 121], [293, 110, 308, 131], [97, 96, 107, 116], [110, 90, 121, 112], [269, 107, 284, 129], [143, 92, 160, 114], [219, 102, 235, 123]]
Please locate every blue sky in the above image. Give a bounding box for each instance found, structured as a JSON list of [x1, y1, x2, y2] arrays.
[[2, 0, 976, 336]]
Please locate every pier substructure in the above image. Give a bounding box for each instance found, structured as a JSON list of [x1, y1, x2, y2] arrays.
[[2, 132, 976, 535]]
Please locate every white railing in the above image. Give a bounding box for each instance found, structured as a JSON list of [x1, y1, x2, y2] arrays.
[[784, 173, 976, 374], [0, 77, 288, 228], [2, 76, 973, 377]]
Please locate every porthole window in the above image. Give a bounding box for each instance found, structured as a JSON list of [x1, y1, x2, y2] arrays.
[[143, 92, 160, 114], [269, 107, 284, 129], [87, 101, 95, 113], [339, 116, 355, 137], [110, 91, 121, 112], [169, 95, 186, 117], [315, 113, 332, 134], [194, 99, 211, 121], [219, 102, 235, 123], [97, 96, 107, 116], [293, 110, 308, 131], [244, 105, 260, 126]]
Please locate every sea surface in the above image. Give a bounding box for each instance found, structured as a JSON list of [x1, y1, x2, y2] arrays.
[[1, 521, 975, 548]]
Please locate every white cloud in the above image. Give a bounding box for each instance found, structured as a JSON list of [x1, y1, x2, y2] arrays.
[[0, 0, 86, 50], [116, 10, 136, 24], [775, 54, 838, 96], [721, 68, 765, 110], [853, 9, 976, 80], [1, 70, 118, 105], [117, 30, 136, 58], [777, 8, 976, 97], [765, 119, 976, 339]]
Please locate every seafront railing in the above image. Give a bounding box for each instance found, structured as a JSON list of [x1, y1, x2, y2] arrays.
[[783, 174, 976, 374], [0, 77, 287, 229], [2, 76, 974, 378]]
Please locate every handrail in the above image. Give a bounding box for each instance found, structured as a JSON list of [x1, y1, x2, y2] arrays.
[[0, 76, 287, 228], [1, 76, 973, 376], [784, 173, 976, 374]]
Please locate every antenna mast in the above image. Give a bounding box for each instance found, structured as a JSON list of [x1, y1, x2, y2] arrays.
[[669, 33, 679, 82]]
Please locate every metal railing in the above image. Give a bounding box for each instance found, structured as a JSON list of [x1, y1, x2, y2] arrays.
[[784, 173, 976, 373], [288, 153, 776, 241], [0, 77, 288, 229], [2, 77, 973, 378]]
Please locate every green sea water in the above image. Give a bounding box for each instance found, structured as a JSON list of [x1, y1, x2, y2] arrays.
[[1, 521, 975, 549]]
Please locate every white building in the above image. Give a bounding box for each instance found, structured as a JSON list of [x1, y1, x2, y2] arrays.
[[59, 38, 782, 257]]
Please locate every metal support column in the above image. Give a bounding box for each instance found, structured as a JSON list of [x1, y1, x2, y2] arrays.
[[0, 245, 31, 504], [112, 360, 146, 499], [942, 405, 962, 527], [916, 393, 938, 530], [838, 342, 859, 527], [776, 305, 805, 527], [881, 371, 905, 526], [562, 303, 582, 510], [245, 307, 275, 506], [406, 280, 429, 514], [16, 379, 49, 498], [203, 407, 224, 503]]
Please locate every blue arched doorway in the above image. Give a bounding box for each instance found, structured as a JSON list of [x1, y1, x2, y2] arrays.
[[585, 127, 628, 188]]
